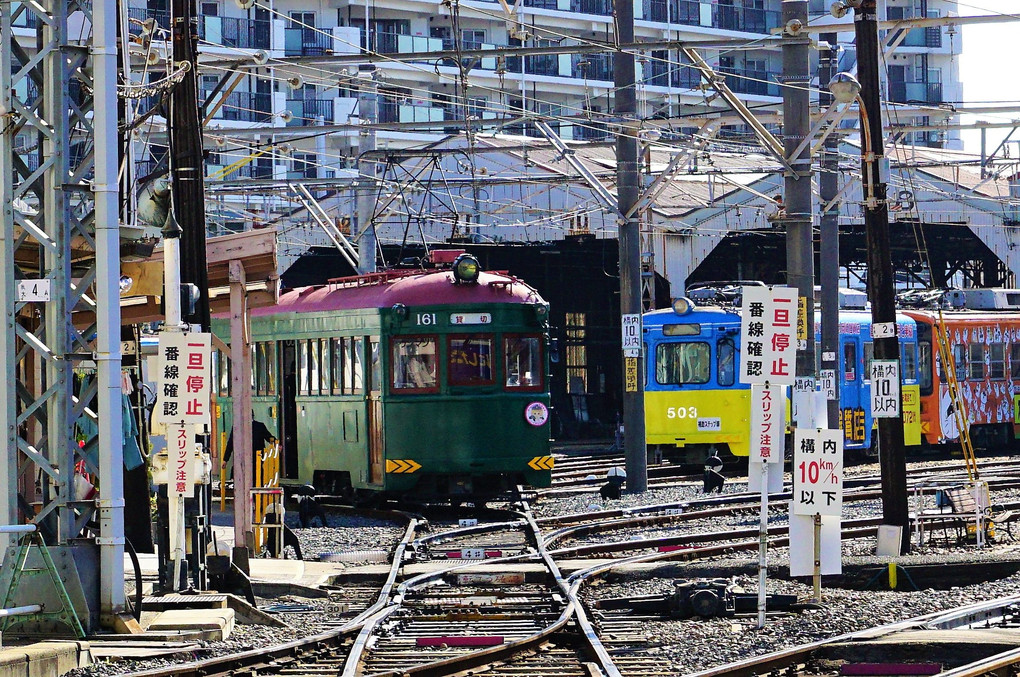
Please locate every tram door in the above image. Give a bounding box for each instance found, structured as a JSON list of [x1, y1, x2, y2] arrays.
[[367, 338, 383, 485], [279, 340, 299, 478]]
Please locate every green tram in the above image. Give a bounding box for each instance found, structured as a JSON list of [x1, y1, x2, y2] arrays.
[[211, 255, 553, 500]]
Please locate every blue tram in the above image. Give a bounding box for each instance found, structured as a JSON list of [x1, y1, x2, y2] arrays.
[[643, 300, 922, 464]]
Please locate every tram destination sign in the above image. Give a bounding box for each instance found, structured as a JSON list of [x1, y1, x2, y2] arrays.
[[739, 285, 797, 386], [792, 428, 843, 516], [153, 331, 212, 428]]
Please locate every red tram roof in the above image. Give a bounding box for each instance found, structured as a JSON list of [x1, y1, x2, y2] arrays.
[[253, 270, 544, 317]]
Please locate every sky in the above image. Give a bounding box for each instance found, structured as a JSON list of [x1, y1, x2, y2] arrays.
[[956, 0, 1020, 156]]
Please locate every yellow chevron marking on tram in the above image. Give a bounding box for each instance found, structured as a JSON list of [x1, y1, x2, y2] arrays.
[[528, 456, 555, 471], [386, 459, 422, 474]]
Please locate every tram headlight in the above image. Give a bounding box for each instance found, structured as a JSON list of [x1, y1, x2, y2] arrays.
[[452, 253, 481, 284], [391, 303, 408, 321], [672, 297, 696, 315]]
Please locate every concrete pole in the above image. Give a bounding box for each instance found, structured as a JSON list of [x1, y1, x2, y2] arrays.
[[819, 34, 841, 431], [162, 219, 185, 589], [228, 260, 253, 571], [95, 0, 126, 624], [782, 0, 815, 423], [614, 0, 647, 492], [854, 0, 910, 553], [356, 65, 378, 274]]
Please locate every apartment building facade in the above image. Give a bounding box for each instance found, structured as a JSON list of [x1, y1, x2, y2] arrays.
[[118, 0, 960, 246]]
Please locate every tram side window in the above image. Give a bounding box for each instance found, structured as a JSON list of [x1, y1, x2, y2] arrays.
[[717, 338, 735, 386], [1012, 344, 1020, 379], [918, 340, 932, 394], [990, 343, 1005, 380], [941, 344, 968, 382], [863, 342, 874, 379], [656, 342, 710, 385], [369, 339, 381, 394], [505, 335, 543, 389], [298, 340, 309, 395], [213, 349, 231, 397], [330, 338, 343, 395], [392, 337, 437, 391], [255, 342, 277, 396], [351, 338, 364, 394], [899, 343, 916, 382], [448, 335, 494, 386], [843, 343, 856, 381], [968, 343, 985, 380], [309, 339, 322, 394]]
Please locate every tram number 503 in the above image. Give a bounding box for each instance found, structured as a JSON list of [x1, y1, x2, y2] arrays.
[[666, 406, 697, 419]]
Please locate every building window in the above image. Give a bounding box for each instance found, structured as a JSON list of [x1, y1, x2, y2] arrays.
[[565, 312, 587, 394]]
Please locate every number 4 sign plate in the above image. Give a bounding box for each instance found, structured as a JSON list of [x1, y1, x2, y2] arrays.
[[792, 428, 843, 517]]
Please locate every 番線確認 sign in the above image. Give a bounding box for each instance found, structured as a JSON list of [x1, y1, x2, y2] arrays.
[[153, 332, 212, 428], [740, 285, 798, 386]]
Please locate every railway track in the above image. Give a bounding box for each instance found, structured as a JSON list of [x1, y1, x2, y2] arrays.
[[120, 465, 1020, 677]]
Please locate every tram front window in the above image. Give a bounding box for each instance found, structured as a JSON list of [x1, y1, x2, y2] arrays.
[[656, 342, 710, 385], [505, 335, 542, 388], [448, 335, 494, 385], [392, 337, 438, 391]]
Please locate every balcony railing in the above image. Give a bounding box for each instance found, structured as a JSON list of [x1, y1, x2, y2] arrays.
[[201, 89, 273, 122], [888, 80, 942, 105], [285, 98, 334, 125], [364, 31, 401, 54], [645, 0, 668, 22], [571, 0, 612, 16], [284, 27, 335, 56], [719, 66, 778, 96], [200, 15, 271, 50], [128, 8, 269, 49], [572, 54, 613, 81], [379, 100, 399, 124], [574, 120, 611, 141], [714, 5, 778, 33], [12, 2, 37, 28], [524, 0, 559, 8]]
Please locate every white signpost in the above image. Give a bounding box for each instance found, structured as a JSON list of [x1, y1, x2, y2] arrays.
[[870, 359, 900, 419], [740, 284, 797, 628], [621, 313, 641, 357], [791, 428, 844, 600], [154, 331, 211, 589]]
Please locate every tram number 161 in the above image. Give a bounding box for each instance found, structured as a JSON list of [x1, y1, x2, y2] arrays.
[[416, 312, 437, 326], [666, 406, 697, 419]]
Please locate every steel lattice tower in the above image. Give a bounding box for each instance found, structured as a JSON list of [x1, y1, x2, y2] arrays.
[[0, 0, 124, 627]]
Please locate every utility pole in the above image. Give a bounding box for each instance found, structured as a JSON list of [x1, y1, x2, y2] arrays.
[[614, 0, 646, 492], [782, 0, 815, 419], [854, 0, 910, 553], [171, 0, 211, 329], [356, 65, 378, 274], [819, 34, 841, 430], [168, 0, 211, 588]]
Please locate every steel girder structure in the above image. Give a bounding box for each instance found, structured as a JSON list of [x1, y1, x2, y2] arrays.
[[0, 0, 124, 627]]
